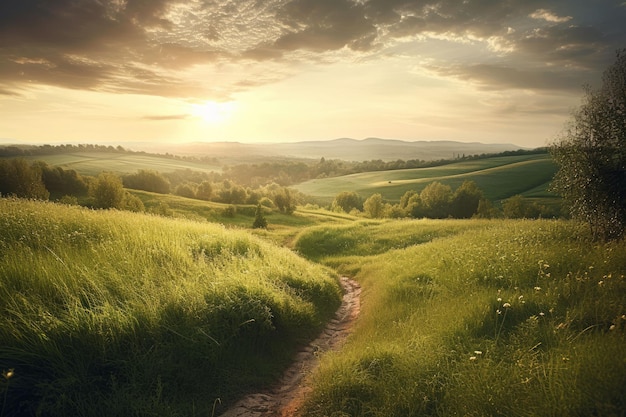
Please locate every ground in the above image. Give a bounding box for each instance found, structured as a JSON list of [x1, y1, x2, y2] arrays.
[[219, 277, 361, 417]]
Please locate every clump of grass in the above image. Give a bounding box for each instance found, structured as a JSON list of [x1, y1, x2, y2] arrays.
[[298, 219, 626, 416], [0, 198, 341, 416]]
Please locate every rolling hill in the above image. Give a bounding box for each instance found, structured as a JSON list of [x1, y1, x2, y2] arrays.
[[293, 153, 558, 203]]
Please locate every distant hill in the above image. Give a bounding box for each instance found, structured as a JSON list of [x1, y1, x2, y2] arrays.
[[293, 153, 558, 204], [135, 138, 527, 162]]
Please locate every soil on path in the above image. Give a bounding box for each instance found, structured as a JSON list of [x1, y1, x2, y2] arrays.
[[219, 276, 361, 417]]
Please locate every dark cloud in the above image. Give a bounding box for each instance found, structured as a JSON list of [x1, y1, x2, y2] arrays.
[[426, 63, 591, 91], [0, 0, 624, 97]]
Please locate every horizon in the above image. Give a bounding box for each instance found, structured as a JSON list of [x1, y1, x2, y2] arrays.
[[0, 136, 532, 150], [1, 1, 625, 148]]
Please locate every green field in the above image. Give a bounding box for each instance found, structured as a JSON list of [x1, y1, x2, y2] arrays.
[[11, 152, 221, 176], [0, 198, 341, 416], [294, 154, 558, 203], [2, 157, 624, 416], [293, 218, 626, 416]]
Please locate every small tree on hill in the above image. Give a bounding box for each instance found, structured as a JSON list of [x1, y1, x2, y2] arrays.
[[332, 191, 362, 213], [420, 181, 452, 218], [550, 50, 626, 241], [252, 204, 268, 229], [450, 180, 483, 218], [90, 172, 125, 209], [363, 193, 384, 218]]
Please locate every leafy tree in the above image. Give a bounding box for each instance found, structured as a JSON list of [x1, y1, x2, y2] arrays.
[[450, 180, 483, 218], [0, 159, 49, 200], [90, 172, 125, 209], [502, 195, 527, 219], [122, 193, 145, 212], [195, 181, 213, 200], [399, 190, 417, 210], [252, 204, 268, 229], [332, 191, 362, 213], [420, 181, 452, 218], [384, 203, 406, 219], [406, 193, 425, 218], [551, 50, 626, 241], [475, 199, 500, 219], [123, 170, 170, 194], [175, 183, 196, 199], [273, 188, 294, 214], [363, 193, 384, 218]]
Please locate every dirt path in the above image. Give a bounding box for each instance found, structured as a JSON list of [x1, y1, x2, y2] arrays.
[[219, 276, 361, 417]]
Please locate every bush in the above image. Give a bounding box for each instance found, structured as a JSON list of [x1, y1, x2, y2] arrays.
[[90, 172, 125, 209]]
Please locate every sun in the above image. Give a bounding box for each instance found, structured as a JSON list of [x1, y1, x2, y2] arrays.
[[190, 100, 235, 124]]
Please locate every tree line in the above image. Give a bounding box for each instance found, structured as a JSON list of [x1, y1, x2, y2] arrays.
[[331, 181, 561, 220], [0, 142, 548, 189], [0, 159, 297, 215]]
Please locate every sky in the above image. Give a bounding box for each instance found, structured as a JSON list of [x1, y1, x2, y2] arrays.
[[1, 0, 625, 148]]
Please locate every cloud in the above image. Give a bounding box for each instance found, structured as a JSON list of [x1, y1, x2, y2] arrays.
[[425, 63, 589, 91], [529, 9, 572, 23], [0, 0, 624, 98], [142, 113, 190, 121]]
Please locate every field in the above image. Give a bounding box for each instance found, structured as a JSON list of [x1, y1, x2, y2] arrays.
[[294, 153, 558, 203], [0, 198, 341, 416], [1, 152, 625, 416], [293, 219, 626, 416], [12, 152, 221, 176]]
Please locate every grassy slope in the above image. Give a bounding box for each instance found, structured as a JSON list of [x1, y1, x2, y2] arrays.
[[0, 199, 342, 417], [12, 152, 221, 175], [294, 154, 558, 203], [293, 219, 626, 416]]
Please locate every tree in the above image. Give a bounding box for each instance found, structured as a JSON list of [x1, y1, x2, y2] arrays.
[[399, 190, 417, 209], [475, 199, 500, 219], [90, 172, 125, 209], [123, 170, 170, 194], [332, 191, 362, 213], [551, 50, 626, 241], [502, 195, 527, 219], [195, 181, 213, 200], [175, 183, 196, 199], [0, 159, 49, 200], [450, 180, 483, 218], [363, 193, 384, 218], [252, 204, 268, 229], [273, 187, 294, 214], [420, 181, 452, 218]]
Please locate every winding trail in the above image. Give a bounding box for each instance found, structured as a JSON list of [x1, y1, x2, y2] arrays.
[[219, 276, 361, 417]]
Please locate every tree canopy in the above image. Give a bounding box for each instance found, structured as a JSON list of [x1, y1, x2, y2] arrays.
[[551, 50, 626, 241]]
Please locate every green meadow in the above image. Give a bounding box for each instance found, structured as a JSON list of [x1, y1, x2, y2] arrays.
[[293, 219, 626, 416], [13, 152, 221, 176], [1, 160, 625, 416], [0, 198, 341, 416], [294, 154, 558, 203]]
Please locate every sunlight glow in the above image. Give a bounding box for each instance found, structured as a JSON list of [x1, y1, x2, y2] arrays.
[[190, 101, 236, 124]]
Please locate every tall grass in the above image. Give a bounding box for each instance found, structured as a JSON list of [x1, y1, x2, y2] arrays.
[[0, 198, 342, 416], [294, 219, 626, 416]]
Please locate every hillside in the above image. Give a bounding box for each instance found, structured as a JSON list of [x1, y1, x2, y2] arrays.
[[10, 151, 222, 176], [293, 153, 558, 203], [133, 138, 527, 162], [0, 199, 342, 416]]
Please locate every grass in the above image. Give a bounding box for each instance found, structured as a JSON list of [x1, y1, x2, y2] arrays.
[[11, 152, 221, 176], [293, 219, 626, 416], [2, 192, 624, 417], [294, 154, 557, 203], [0, 198, 342, 417]]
